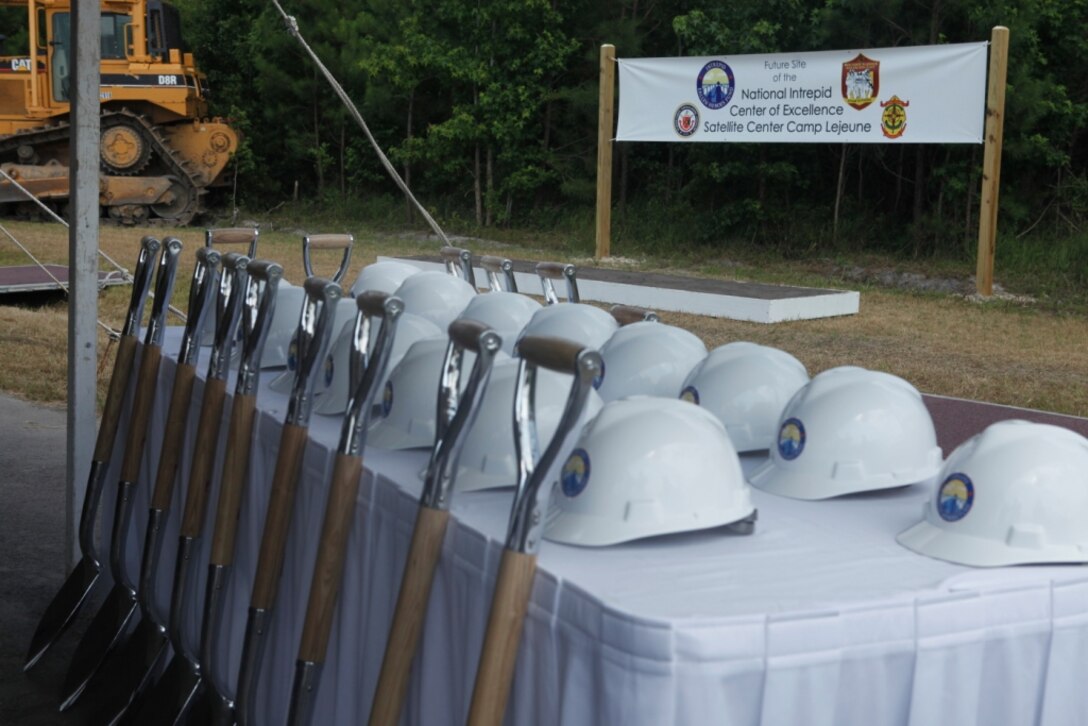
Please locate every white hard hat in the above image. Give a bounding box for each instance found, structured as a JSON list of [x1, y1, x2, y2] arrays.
[[595, 321, 707, 402], [516, 302, 618, 350], [545, 397, 755, 546], [897, 420, 1088, 567], [680, 342, 809, 452], [455, 292, 541, 356], [367, 336, 502, 449], [350, 260, 421, 297], [392, 271, 476, 329], [259, 283, 306, 368], [267, 297, 357, 392], [454, 359, 604, 492], [313, 312, 441, 416], [748, 366, 942, 500]]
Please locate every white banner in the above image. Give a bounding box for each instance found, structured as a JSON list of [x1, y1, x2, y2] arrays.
[[616, 42, 988, 144]]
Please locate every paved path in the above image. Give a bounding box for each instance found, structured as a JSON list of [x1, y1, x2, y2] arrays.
[[0, 394, 99, 725]]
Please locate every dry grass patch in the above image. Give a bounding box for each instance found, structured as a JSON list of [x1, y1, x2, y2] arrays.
[[0, 219, 1086, 417]]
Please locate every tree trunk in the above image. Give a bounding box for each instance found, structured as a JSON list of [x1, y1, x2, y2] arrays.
[[405, 88, 414, 223], [474, 142, 482, 227], [486, 145, 494, 227], [313, 71, 323, 193], [912, 146, 926, 256]]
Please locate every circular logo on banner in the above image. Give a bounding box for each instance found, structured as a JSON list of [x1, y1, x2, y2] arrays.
[[697, 61, 735, 110], [680, 385, 700, 405], [286, 337, 299, 371], [561, 448, 591, 498], [381, 381, 394, 417], [674, 103, 700, 137], [937, 473, 974, 522], [777, 418, 806, 460], [324, 355, 334, 387]]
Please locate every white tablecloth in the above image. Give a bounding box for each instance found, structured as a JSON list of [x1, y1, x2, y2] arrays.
[[97, 330, 1088, 725]]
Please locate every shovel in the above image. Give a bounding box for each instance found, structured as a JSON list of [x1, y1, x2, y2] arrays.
[[465, 335, 601, 726], [285, 291, 405, 726], [181, 260, 284, 726], [87, 246, 223, 724], [110, 253, 249, 725], [367, 319, 505, 726], [58, 237, 184, 710], [234, 277, 343, 726], [23, 236, 160, 671]]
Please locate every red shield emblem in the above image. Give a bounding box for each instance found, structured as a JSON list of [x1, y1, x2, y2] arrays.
[[841, 54, 880, 110]]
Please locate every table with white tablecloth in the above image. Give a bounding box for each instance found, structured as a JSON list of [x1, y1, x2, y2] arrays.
[[96, 330, 1088, 725]]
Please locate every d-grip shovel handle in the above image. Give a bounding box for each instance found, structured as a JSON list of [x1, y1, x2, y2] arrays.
[[206, 227, 259, 258], [368, 321, 501, 726], [296, 293, 403, 660], [480, 255, 516, 293], [93, 237, 160, 462], [534, 261, 579, 304], [303, 234, 354, 283], [467, 336, 601, 726], [441, 246, 477, 287], [609, 304, 659, 326]]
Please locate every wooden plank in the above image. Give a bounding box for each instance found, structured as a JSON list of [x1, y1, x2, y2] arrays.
[[976, 26, 1010, 296]]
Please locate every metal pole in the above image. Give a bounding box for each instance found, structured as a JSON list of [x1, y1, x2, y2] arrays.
[[68, 1, 101, 567]]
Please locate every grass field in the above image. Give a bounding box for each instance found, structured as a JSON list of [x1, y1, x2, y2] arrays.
[[0, 217, 1085, 417]]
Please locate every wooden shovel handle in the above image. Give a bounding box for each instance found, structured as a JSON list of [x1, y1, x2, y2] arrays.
[[368, 505, 451, 726], [306, 233, 353, 250], [179, 377, 229, 537], [610, 304, 657, 326], [466, 549, 538, 726], [297, 453, 364, 663], [150, 362, 198, 510], [250, 422, 310, 609], [119, 344, 163, 482], [534, 261, 570, 280], [93, 334, 139, 461], [209, 392, 258, 566], [479, 255, 510, 274], [207, 228, 258, 247], [516, 335, 585, 375]]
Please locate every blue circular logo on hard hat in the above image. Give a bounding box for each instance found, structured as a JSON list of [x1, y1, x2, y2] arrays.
[[680, 385, 700, 405], [287, 337, 299, 371], [937, 473, 974, 522], [592, 359, 605, 390], [778, 418, 805, 460], [324, 355, 334, 387], [561, 448, 591, 497], [381, 381, 394, 417]]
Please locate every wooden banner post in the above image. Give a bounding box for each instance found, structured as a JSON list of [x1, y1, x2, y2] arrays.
[[595, 44, 616, 260], [975, 26, 1009, 296]]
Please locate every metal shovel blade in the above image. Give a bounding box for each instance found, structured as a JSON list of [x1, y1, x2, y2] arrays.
[[124, 654, 202, 726], [24, 556, 100, 671], [58, 587, 137, 711], [87, 615, 171, 725], [193, 682, 236, 726]]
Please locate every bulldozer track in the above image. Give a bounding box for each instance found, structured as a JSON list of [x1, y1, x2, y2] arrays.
[[0, 108, 204, 225]]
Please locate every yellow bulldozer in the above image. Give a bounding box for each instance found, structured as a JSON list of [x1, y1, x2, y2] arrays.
[[0, 0, 238, 224]]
